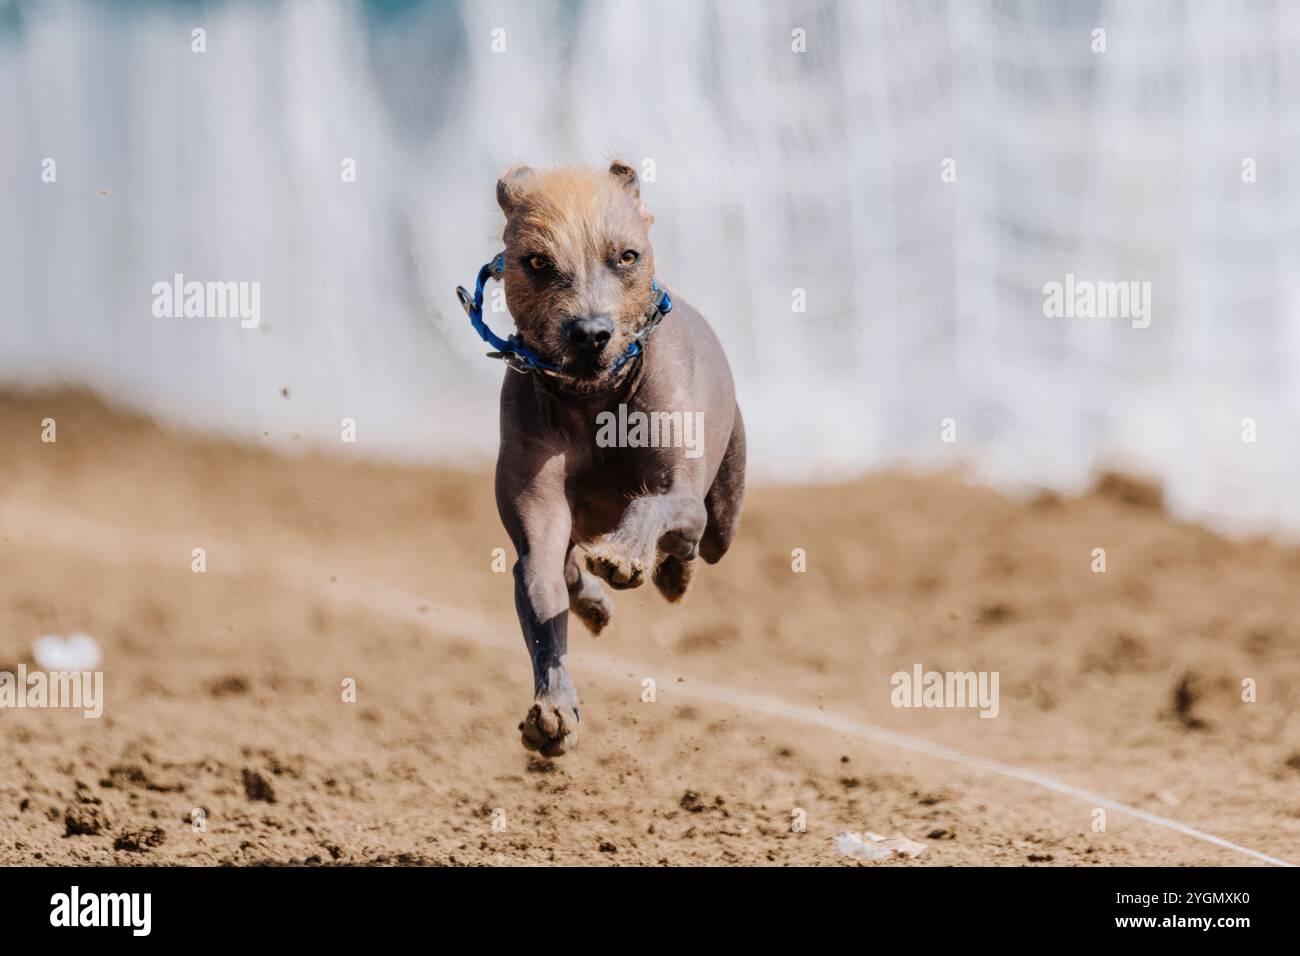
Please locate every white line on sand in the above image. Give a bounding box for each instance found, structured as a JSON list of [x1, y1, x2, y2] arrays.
[[5, 507, 1293, 867]]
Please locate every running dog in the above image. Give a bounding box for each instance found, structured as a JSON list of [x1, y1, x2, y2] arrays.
[[466, 161, 745, 756]]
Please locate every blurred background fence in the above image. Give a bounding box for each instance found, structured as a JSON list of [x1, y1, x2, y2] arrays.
[[2, 0, 1298, 532]]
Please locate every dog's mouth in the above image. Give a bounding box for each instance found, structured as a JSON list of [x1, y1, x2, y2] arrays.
[[560, 350, 610, 380], [521, 326, 634, 385], [512, 332, 606, 381], [556, 332, 624, 381]]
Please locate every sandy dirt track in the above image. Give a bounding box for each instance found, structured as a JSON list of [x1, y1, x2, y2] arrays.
[[1, 391, 1298, 866]]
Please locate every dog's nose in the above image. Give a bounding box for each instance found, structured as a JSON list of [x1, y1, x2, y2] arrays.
[[565, 316, 613, 351]]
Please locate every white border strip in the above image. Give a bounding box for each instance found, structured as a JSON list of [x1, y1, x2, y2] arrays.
[[5, 507, 1293, 867]]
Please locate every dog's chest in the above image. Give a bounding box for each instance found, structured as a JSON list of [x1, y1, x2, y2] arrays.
[[566, 448, 668, 542]]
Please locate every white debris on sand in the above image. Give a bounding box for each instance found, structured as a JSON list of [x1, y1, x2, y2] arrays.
[[835, 831, 927, 862], [32, 633, 103, 672]]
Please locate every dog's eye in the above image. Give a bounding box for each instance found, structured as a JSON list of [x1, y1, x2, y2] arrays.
[[618, 250, 639, 266], [526, 255, 549, 272]]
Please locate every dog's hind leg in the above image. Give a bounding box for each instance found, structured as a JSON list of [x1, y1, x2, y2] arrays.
[[653, 553, 694, 603], [565, 543, 612, 635], [699, 408, 746, 565]]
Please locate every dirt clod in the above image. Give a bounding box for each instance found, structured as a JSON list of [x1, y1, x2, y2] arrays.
[[114, 827, 167, 852], [679, 791, 705, 813], [1093, 472, 1164, 510], [242, 769, 277, 803], [64, 803, 109, 837], [1172, 673, 1208, 730]]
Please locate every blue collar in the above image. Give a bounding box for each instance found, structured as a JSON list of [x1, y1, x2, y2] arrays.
[[456, 251, 672, 379]]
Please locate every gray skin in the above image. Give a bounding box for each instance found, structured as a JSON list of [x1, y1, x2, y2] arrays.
[[492, 164, 746, 757]]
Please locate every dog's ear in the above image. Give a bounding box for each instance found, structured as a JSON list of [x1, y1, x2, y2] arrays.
[[496, 164, 535, 216], [608, 160, 655, 227], [608, 160, 640, 197]]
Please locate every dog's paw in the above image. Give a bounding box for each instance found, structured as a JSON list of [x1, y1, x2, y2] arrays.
[[584, 540, 650, 590], [519, 694, 579, 757], [653, 554, 694, 603], [571, 587, 613, 635]]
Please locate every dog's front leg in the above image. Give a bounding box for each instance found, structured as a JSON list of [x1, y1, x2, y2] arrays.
[[498, 469, 580, 756]]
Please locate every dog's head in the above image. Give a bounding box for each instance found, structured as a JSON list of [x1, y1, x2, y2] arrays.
[[496, 161, 657, 387]]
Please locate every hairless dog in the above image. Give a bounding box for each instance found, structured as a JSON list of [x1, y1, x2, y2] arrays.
[[483, 161, 745, 756]]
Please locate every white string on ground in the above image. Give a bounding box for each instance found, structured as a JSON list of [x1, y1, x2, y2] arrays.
[[3, 506, 1292, 867]]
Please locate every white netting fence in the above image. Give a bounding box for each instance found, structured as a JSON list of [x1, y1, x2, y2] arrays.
[[1, 0, 1297, 531]]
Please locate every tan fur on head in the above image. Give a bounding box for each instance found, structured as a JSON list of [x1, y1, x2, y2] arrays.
[[495, 162, 658, 388]]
